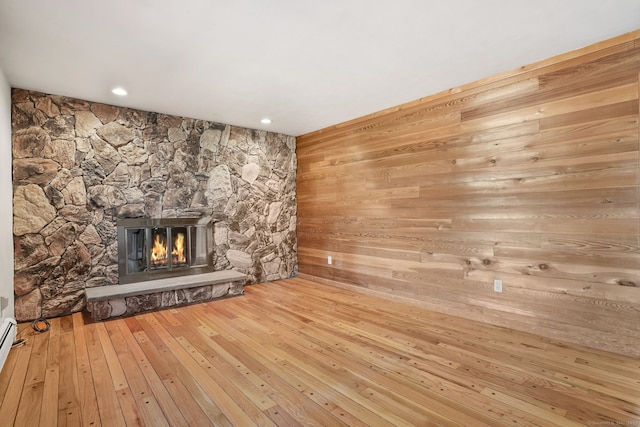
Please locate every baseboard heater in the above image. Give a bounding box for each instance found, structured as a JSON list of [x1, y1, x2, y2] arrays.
[[0, 317, 17, 373]]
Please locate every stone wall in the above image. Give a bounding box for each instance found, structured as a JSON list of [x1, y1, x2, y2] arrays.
[[11, 89, 297, 322]]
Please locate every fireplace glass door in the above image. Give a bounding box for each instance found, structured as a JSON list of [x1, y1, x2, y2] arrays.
[[125, 227, 147, 274], [118, 218, 212, 283]]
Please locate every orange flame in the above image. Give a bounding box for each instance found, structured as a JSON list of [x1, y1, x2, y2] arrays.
[[172, 233, 186, 263], [150, 234, 167, 264]]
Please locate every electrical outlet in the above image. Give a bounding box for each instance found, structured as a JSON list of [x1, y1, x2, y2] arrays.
[[494, 279, 503, 293], [327, 256, 332, 265]]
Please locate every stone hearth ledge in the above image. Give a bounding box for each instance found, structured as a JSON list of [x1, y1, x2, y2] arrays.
[[85, 270, 247, 320]]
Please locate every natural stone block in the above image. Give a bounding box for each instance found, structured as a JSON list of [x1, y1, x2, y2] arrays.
[[164, 187, 193, 208], [87, 300, 111, 321], [207, 165, 232, 201], [90, 134, 122, 174], [91, 103, 119, 124], [121, 187, 145, 205], [241, 162, 260, 183], [81, 157, 107, 186], [120, 109, 149, 128], [60, 242, 91, 281], [109, 298, 127, 317], [97, 121, 134, 147], [75, 110, 102, 137], [79, 224, 102, 245], [157, 113, 182, 128], [35, 97, 61, 118], [13, 127, 50, 158], [59, 205, 91, 223], [51, 96, 90, 114], [199, 128, 222, 153], [211, 283, 231, 298], [117, 204, 145, 218], [15, 289, 43, 322], [43, 115, 75, 140], [262, 257, 282, 277], [161, 291, 178, 307], [229, 281, 244, 296], [86, 243, 106, 260], [143, 124, 167, 142], [95, 221, 117, 243], [13, 234, 49, 271], [119, 142, 148, 165], [227, 249, 253, 268], [14, 256, 60, 296], [179, 285, 213, 303], [62, 176, 87, 206], [267, 201, 283, 225], [125, 294, 162, 316], [13, 184, 57, 236], [50, 168, 73, 191], [45, 222, 79, 256], [42, 288, 85, 319], [104, 163, 130, 187], [155, 142, 175, 161], [168, 127, 186, 143], [229, 231, 250, 249], [86, 276, 106, 288], [87, 185, 127, 208], [13, 158, 60, 185], [44, 139, 75, 169]]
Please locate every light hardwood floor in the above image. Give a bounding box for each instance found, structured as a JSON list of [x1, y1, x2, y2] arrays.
[[1, 278, 639, 426]]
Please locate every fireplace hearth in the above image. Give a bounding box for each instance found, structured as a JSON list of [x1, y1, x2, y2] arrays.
[[117, 218, 213, 284]]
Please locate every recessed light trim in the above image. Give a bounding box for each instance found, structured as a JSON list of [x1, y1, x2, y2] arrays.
[[261, 118, 272, 124], [111, 87, 128, 96]]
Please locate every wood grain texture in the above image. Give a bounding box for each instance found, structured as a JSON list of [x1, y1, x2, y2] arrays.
[[1, 279, 639, 426], [296, 30, 640, 357]]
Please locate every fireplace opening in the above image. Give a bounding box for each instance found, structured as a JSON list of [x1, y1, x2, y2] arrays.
[[117, 218, 213, 284]]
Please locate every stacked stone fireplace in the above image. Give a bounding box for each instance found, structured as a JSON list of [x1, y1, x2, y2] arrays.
[[12, 89, 298, 322]]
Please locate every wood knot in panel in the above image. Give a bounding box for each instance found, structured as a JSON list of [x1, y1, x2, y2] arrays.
[[617, 280, 638, 287]]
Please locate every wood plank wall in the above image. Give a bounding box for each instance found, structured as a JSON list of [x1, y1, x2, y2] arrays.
[[295, 30, 640, 357]]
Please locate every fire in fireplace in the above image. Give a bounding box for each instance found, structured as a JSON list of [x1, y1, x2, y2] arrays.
[[149, 227, 188, 269], [117, 218, 213, 284]]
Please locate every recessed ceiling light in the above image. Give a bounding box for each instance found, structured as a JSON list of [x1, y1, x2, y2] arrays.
[[111, 87, 128, 96], [261, 118, 272, 124]]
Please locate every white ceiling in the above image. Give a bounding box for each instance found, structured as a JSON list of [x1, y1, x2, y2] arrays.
[[0, 1, 639, 136]]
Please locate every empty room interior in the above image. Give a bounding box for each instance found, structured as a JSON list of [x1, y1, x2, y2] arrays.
[[1, 1, 640, 426]]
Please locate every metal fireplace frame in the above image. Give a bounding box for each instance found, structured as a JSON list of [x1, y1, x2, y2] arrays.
[[117, 217, 214, 284]]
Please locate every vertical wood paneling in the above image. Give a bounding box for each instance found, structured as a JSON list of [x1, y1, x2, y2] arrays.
[[296, 30, 640, 357]]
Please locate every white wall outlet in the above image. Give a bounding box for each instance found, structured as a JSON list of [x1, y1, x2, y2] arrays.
[[494, 279, 503, 293], [327, 256, 332, 265]]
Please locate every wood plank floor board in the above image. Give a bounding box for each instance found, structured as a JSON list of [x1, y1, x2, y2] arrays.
[[84, 317, 127, 427], [72, 312, 102, 426], [39, 318, 61, 427], [117, 317, 232, 427], [1, 278, 639, 426], [135, 314, 267, 427], [0, 335, 34, 424], [176, 309, 350, 427], [121, 317, 217, 427], [244, 291, 534, 425], [194, 304, 386, 427], [139, 313, 278, 427]]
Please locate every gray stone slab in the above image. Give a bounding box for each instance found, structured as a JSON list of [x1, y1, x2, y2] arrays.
[[85, 270, 247, 302]]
